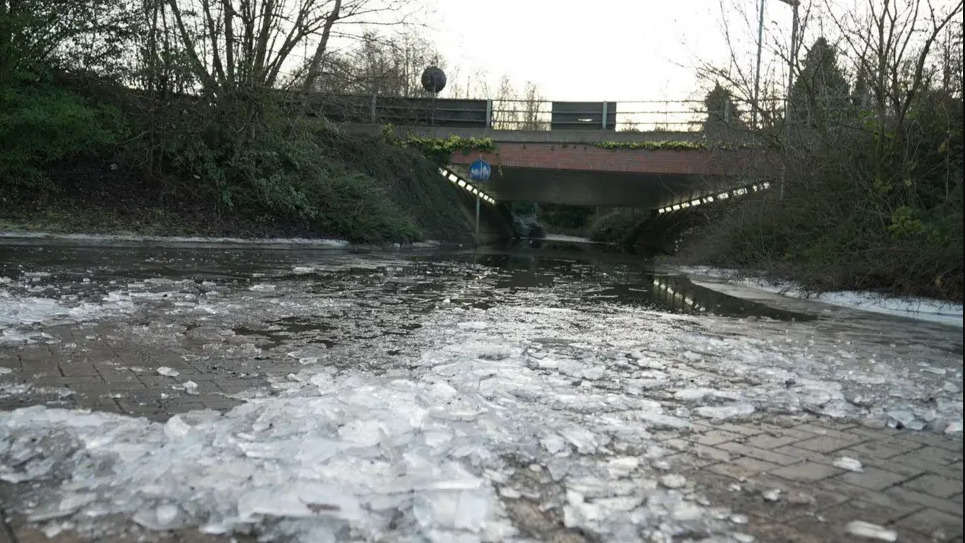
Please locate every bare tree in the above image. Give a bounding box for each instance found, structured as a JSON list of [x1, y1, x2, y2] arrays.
[[480, 74, 548, 130], [825, 0, 963, 191], [829, 0, 963, 124], [518, 81, 548, 130], [310, 27, 443, 96], [161, 0, 417, 94], [694, 0, 817, 135], [0, 0, 140, 78]]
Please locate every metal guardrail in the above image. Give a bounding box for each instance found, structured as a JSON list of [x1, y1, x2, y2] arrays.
[[289, 93, 769, 132]]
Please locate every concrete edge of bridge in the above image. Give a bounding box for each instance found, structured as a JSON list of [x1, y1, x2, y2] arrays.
[[345, 125, 709, 144]]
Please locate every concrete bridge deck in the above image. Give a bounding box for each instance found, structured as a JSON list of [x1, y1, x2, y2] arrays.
[[446, 142, 776, 208], [347, 125, 773, 209]]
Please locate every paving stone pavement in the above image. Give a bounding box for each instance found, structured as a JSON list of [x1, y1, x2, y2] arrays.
[[1, 323, 962, 542]]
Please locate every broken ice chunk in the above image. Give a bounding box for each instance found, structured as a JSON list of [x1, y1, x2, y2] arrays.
[[695, 403, 756, 420], [237, 483, 362, 522], [182, 381, 199, 395], [671, 501, 704, 521], [541, 434, 567, 455], [832, 456, 863, 472], [133, 504, 186, 530], [412, 489, 491, 533], [762, 489, 781, 502], [886, 409, 922, 430], [845, 521, 898, 541], [498, 487, 522, 499], [163, 415, 192, 440], [156, 367, 179, 377], [673, 388, 717, 402], [606, 457, 640, 478], [659, 474, 687, 489], [156, 504, 180, 525], [559, 426, 598, 453], [581, 366, 606, 380]]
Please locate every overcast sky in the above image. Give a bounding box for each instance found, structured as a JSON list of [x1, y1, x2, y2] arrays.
[[424, 0, 803, 103]]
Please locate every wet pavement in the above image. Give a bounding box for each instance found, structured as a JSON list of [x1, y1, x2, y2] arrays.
[[0, 237, 962, 543]]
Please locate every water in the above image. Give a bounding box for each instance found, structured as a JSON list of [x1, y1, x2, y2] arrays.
[[0, 239, 811, 323], [0, 237, 961, 543]]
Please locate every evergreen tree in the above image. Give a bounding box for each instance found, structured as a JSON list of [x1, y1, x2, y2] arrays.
[[790, 38, 850, 126], [702, 82, 744, 132]]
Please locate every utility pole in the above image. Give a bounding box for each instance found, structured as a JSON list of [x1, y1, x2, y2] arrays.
[[753, 0, 766, 128], [777, 0, 800, 200]]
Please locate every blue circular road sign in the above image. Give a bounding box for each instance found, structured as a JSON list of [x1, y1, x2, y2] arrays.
[[468, 159, 491, 181]]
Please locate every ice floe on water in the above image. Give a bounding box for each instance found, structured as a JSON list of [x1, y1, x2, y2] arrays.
[[0, 291, 132, 338], [1, 296, 962, 541], [680, 265, 964, 327], [0, 231, 352, 248], [1, 248, 963, 541], [0, 284, 134, 342]]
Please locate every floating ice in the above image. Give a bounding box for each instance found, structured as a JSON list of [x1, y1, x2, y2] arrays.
[[2, 250, 962, 541], [845, 520, 898, 541], [157, 367, 180, 378], [684, 265, 964, 327], [0, 284, 135, 341]]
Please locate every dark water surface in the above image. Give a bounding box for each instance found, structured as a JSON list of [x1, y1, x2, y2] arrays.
[[0, 237, 813, 323]]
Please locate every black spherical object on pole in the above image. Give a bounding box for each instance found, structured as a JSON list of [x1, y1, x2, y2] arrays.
[[421, 66, 447, 94]]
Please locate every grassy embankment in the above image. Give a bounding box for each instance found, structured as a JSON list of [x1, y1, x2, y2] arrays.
[[0, 75, 499, 244]]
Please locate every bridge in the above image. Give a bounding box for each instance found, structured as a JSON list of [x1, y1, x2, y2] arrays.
[[296, 93, 777, 240]]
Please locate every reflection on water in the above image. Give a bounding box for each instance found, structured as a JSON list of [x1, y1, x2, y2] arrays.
[[0, 236, 813, 323], [429, 242, 812, 321], [233, 317, 337, 350]]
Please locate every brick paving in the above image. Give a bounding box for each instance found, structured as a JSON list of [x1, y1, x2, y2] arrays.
[[1, 323, 963, 542]]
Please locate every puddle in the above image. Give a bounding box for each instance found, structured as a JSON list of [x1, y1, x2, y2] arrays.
[[233, 317, 337, 350]]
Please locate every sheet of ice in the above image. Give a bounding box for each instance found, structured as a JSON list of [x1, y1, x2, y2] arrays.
[[680, 265, 963, 327], [2, 263, 961, 541], [0, 231, 442, 251], [0, 292, 134, 342], [0, 309, 778, 542], [0, 231, 350, 248]]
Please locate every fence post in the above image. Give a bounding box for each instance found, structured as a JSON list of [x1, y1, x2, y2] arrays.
[[485, 100, 493, 129], [601, 102, 608, 130], [370, 95, 377, 123], [723, 100, 731, 124]]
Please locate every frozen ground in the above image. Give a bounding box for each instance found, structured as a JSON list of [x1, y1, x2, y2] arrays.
[[679, 265, 964, 328], [0, 242, 962, 542]]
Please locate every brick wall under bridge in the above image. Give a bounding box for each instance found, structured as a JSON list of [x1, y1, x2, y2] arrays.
[[447, 143, 779, 208]]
